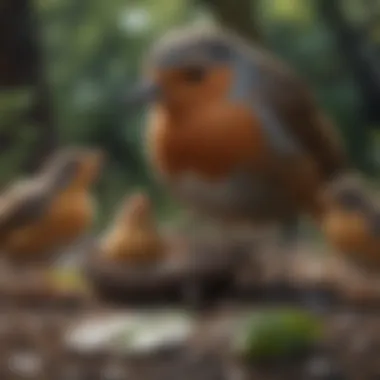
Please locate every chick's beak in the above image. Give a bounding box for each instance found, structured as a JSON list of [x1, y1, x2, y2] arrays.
[[82, 149, 106, 183], [125, 80, 161, 107]]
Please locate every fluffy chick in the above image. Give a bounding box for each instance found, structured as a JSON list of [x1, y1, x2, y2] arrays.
[[0, 146, 104, 265], [100, 192, 166, 263], [320, 173, 380, 271]]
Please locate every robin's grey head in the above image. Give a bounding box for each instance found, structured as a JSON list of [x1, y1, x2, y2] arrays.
[[148, 26, 235, 69], [125, 26, 247, 109]]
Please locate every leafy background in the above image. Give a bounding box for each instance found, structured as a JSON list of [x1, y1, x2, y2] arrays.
[[0, 0, 379, 230]]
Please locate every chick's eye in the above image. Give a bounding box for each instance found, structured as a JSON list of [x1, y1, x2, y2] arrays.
[[338, 191, 365, 210], [182, 66, 207, 83]]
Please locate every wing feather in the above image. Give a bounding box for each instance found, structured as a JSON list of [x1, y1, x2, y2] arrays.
[[0, 180, 52, 235], [253, 49, 349, 180]]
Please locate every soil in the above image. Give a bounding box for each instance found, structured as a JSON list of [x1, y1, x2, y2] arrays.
[[0, 307, 378, 379], [84, 234, 246, 308], [0, 234, 379, 379]]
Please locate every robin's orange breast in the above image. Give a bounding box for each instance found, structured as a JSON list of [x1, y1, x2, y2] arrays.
[[146, 101, 271, 181], [145, 100, 325, 222]]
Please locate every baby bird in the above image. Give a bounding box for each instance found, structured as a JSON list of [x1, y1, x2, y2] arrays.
[[0, 146, 104, 266], [100, 192, 166, 263], [320, 173, 380, 271]]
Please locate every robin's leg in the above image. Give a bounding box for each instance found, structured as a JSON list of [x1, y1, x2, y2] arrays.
[[279, 217, 333, 312], [255, 216, 300, 300], [268, 216, 298, 287], [280, 216, 299, 251]]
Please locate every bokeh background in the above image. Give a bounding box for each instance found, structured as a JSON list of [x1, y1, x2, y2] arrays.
[[1, 0, 379, 229]]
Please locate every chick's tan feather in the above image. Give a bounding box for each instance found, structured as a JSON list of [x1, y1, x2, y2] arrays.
[[0, 147, 102, 263], [320, 173, 380, 270], [0, 181, 53, 236]]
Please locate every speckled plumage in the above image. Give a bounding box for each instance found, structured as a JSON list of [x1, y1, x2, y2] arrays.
[[321, 173, 380, 270], [0, 147, 103, 264]]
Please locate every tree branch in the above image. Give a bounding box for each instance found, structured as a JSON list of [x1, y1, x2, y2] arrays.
[[200, 0, 262, 42], [318, 0, 380, 125], [0, 0, 58, 172]]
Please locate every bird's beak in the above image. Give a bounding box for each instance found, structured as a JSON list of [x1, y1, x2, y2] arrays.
[[125, 80, 161, 107]]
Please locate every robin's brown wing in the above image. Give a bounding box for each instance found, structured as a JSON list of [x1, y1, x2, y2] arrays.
[[0, 180, 54, 235], [253, 49, 349, 180], [371, 211, 380, 236], [368, 196, 380, 236]]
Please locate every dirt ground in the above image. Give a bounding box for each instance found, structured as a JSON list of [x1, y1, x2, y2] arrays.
[[0, 235, 379, 380], [0, 305, 378, 380]]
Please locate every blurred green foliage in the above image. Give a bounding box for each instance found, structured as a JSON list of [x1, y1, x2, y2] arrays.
[[37, 0, 195, 227], [0, 87, 39, 186], [0, 0, 378, 228], [235, 307, 323, 361]]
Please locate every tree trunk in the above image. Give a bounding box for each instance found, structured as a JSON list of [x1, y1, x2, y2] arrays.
[[0, 0, 57, 173], [318, 0, 380, 127], [200, 0, 262, 42]]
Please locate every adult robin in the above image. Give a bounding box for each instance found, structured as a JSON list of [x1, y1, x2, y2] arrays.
[[0, 146, 104, 266], [320, 173, 380, 272], [125, 26, 349, 277]]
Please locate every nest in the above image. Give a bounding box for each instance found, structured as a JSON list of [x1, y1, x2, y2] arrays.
[[83, 234, 252, 307], [83, 230, 380, 310]]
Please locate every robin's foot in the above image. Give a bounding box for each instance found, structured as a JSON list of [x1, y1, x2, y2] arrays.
[[273, 217, 300, 285]]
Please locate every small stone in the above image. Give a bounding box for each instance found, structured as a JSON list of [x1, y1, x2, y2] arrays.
[[307, 356, 345, 380], [7, 350, 43, 377], [60, 364, 83, 380], [351, 334, 369, 354], [101, 361, 129, 380], [308, 356, 331, 376], [335, 314, 356, 331]]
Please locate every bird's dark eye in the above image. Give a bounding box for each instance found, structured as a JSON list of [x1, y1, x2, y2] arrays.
[[182, 66, 207, 83], [337, 190, 366, 210]]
